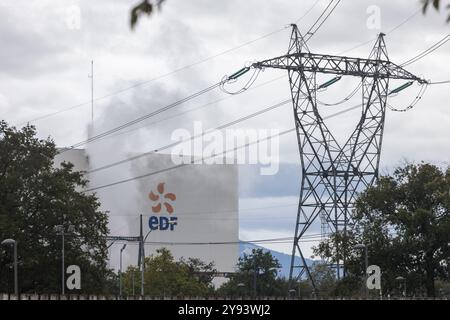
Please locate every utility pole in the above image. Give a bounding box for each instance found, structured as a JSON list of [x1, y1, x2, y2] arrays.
[[250, 24, 426, 291], [139, 214, 144, 297], [1, 239, 18, 296], [55, 223, 74, 295], [119, 244, 127, 299], [253, 256, 257, 298], [106, 215, 159, 299], [12, 241, 18, 296], [62, 228, 65, 295], [365, 245, 368, 299]]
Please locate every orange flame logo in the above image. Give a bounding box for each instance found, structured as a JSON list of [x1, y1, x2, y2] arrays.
[[148, 182, 176, 214]]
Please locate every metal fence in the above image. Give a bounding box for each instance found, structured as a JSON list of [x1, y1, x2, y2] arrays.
[[1, 293, 448, 300]]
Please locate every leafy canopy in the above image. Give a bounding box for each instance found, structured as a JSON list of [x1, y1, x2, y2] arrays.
[[314, 162, 450, 297], [122, 248, 216, 297], [217, 248, 283, 297], [0, 121, 112, 293]]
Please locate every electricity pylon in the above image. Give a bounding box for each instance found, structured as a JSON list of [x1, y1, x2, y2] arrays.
[[252, 24, 426, 290]]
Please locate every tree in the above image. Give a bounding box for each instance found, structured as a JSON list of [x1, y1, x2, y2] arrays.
[[128, 1, 450, 31], [309, 263, 337, 297], [422, 0, 450, 23], [0, 121, 112, 293], [121, 248, 216, 297], [314, 162, 450, 297], [130, 0, 167, 29], [180, 256, 217, 285], [217, 248, 283, 297]]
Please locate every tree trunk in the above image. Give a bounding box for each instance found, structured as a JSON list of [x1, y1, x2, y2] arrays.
[[424, 253, 435, 297]]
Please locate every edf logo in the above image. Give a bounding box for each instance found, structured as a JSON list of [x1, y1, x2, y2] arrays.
[[148, 183, 178, 231], [149, 216, 178, 231]]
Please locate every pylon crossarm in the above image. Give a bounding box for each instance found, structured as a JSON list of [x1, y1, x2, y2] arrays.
[[252, 52, 425, 83]]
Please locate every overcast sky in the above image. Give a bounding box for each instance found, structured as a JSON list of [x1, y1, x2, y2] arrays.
[[1, 0, 449, 260]]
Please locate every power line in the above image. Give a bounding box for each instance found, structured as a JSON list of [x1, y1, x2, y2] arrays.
[[87, 90, 359, 176], [337, 8, 421, 55], [54, 3, 426, 173], [15, 2, 420, 133], [17, 1, 323, 126], [386, 8, 421, 34], [87, 99, 291, 174], [65, 3, 338, 152], [88, 76, 347, 175], [116, 240, 321, 246], [107, 202, 299, 217], [90, 75, 286, 145], [64, 10, 420, 155], [304, 0, 341, 42], [428, 80, 450, 85], [387, 83, 428, 112], [142, 239, 322, 246], [83, 0, 330, 148], [85, 130, 291, 192], [295, 0, 322, 23], [112, 236, 325, 246], [20, 1, 343, 158], [67, 2, 420, 157], [338, 38, 376, 56], [304, 0, 335, 37], [75, 5, 424, 190], [317, 83, 361, 106], [106, 208, 302, 241], [87, 66, 363, 175], [104, 233, 327, 247], [16, 31, 287, 126], [400, 33, 450, 67], [84, 103, 362, 192], [58, 82, 223, 153], [308, 0, 341, 38], [14, 1, 322, 128]]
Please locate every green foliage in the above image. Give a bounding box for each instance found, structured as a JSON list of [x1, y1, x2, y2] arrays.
[[217, 248, 284, 297], [129, 0, 450, 30], [129, 1, 450, 30], [314, 162, 450, 297], [0, 121, 112, 293], [309, 263, 338, 297], [130, 0, 166, 29], [121, 248, 216, 297], [127, 1, 450, 31], [422, 0, 450, 22], [333, 275, 362, 297], [435, 279, 450, 297]]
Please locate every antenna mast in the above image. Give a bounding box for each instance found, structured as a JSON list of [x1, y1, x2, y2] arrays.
[[89, 60, 94, 125]]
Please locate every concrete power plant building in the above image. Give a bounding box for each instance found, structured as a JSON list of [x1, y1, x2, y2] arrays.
[[54, 149, 239, 282]]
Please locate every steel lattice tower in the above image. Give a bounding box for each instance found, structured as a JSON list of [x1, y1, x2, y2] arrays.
[[252, 24, 425, 289]]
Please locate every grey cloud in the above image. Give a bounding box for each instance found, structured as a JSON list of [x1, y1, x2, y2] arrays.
[[0, 7, 70, 77]]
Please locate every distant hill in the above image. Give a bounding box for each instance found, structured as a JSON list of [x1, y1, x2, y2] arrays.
[[239, 242, 315, 279]]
